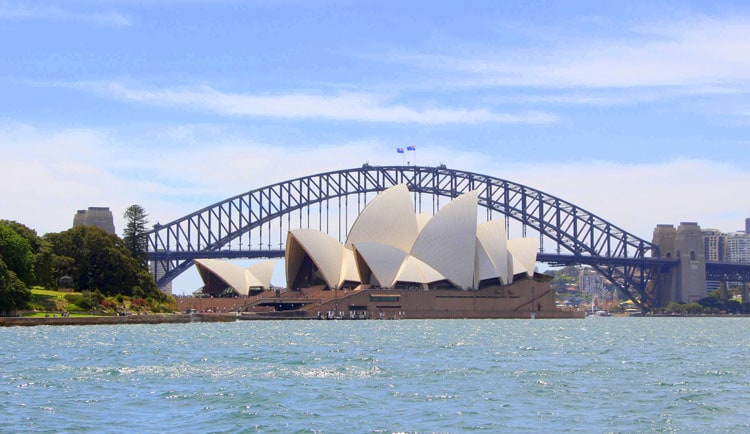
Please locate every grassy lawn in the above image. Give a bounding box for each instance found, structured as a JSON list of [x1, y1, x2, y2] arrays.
[[23, 312, 110, 318], [31, 288, 81, 298], [27, 288, 97, 316]]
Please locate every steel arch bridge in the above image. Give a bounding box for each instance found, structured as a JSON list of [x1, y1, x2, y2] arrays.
[[147, 164, 671, 308]]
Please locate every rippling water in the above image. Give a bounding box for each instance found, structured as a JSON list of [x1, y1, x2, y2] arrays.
[[1, 317, 749, 433]]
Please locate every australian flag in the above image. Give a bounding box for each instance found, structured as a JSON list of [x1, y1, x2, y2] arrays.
[[407, 145, 416, 151], [397, 148, 405, 153]]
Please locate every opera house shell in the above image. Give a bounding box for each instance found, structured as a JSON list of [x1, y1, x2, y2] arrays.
[[193, 258, 275, 297], [188, 184, 582, 318], [285, 184, 538, 292]]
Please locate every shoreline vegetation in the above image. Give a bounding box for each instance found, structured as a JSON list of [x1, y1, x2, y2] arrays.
[[0, 218, 173, 318]]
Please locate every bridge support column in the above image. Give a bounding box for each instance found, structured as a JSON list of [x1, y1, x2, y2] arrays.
[[652, 222, 706, 307], [150, 260, 173, 295], [652, 224, 678, 307]]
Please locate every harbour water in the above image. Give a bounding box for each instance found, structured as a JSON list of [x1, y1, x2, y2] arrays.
[[1, 317, 748, 433]]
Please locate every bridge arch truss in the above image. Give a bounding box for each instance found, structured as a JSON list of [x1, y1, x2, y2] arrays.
[[148, 165, 661, 307]]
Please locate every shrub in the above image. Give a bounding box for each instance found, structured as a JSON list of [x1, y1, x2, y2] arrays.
[[64, 303, 82, 312], [65, 294, 90, 310], [100, 298, 118, 312], [664, 302, 684, 314]]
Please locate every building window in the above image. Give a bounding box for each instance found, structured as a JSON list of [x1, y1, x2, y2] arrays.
[[369, 295, 400, 303]]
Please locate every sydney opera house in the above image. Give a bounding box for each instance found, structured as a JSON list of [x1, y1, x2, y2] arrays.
[[192, 185, 581, 319], [193, 258, 275, 297]]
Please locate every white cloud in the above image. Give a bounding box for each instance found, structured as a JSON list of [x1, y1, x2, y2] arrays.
[[396, 14, 750, 92], [0, 122, 390, 235], [85, 11, 131, 27], [0, 2, 131, 27], [66, 80, 558, 124], [0, 1, 30, 18], [492, 159, 750, 240], [487, 90, 666, 107]]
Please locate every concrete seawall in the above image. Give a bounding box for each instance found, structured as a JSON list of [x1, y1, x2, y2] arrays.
[[0, 313, 237, 327]]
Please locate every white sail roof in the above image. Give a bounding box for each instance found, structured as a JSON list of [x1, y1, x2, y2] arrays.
[[194, 258, 275, 296], [410, 190, 479, 289], [281, 184, 539, 290], [506, 237, 538, 278], [345, 184, 419, 252], [353, 242, 409, 288], [476, 219, 510, 285], [475, 241, 497, 284], [415, 213, 432, 233], [394, 255, 444, 287], [286, 229, 344, 289], [339, 247, 360, 287], [247, 260, 276, 289]]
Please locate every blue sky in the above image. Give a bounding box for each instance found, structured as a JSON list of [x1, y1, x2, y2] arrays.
[[2, 1, 750, 292]]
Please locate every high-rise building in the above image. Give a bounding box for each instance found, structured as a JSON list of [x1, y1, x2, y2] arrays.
[[73, 207, 115, 234], [702, 229, 725, 295], [726, 231, 750, 264], [702, 229, 726, 262], [702, 223, 750, 295], [579, 267, 605, 295]]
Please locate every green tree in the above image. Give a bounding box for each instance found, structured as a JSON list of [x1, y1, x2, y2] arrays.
[[33, 243, 56, 289], [0, 260, 31, 315], [0, 221, 35, 285], [549, 266, 580, 292], [122, 204, 149, 268], [698, 290, 743, 314], [664, 302, 685, 314], [44, 225, 162, 299], [52, 254, 76, 285], [0, 220, 55, 288]]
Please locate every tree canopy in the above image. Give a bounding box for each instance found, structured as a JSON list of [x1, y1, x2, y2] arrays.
[[0, 259, 30, 315], [122, 204, 149, 268], [0, 216, 172, 315], [44, 225, 164, 301], [0, 221, 35, 314], [0, 222, 35, 284], [1, 220, 55, 289]]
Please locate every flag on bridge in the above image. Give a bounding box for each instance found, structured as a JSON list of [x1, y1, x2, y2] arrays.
[[407, 145, 416, 151], [397, 148, 404, 153]]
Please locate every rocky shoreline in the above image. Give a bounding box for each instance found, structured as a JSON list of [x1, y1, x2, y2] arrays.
[[0, 313, 238, 327]]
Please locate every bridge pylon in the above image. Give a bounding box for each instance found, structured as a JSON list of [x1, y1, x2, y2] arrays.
[[651, 222, 706, 307]]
